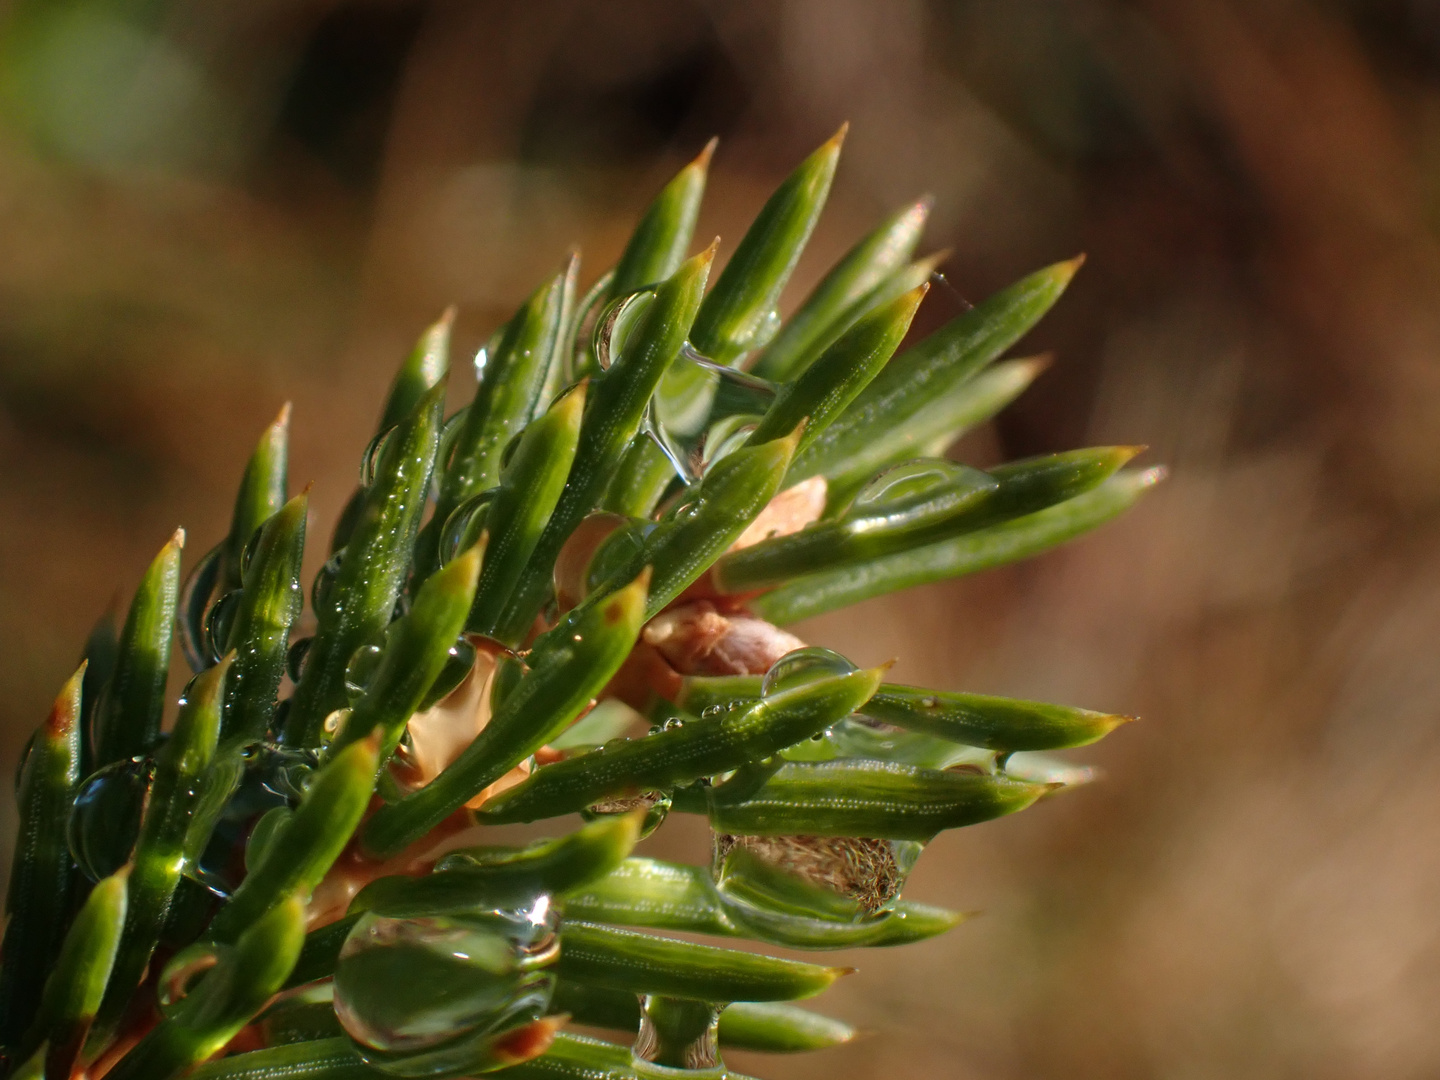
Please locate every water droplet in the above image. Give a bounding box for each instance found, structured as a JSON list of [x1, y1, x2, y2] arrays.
[[245, 806, 292, 872], [190, 743, 320, 896], [593, 290, 657, 371], [761, 647, 857, 697], [361, 426, 401, 488], [269, 698, 292, 739], [13, 730, 35, 794], [438, 406, 471, 479], [286, 637, 313, 682], [334, 900, 558, 1077], [239, 525, 265, 580], [312, 552, 343, 615], [418, 637, 477, 711], [178, 543, 224, 672], [439, 490, 496, 566], [68, 756, 153, 882], [583, 791, 671, 839], [632, 995, 725, 1076], [157, 942, 228, 1017], [642, 342, 778, 488], [710, 835, 921, 946], [847, 459, 995, 534], [345, 642, 386, 701], [204, 590, 242, 662], [584, 518, 654, 596]]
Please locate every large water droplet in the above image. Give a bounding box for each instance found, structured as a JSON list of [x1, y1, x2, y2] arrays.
[[439, 490, 496, 567], [312, 552, 343, 616], [632, 995, 726, 1077], [157, 941, 229, 1017], [334, 898, 558, 1077], [710, 834, 923, 946], [584, 518, 655, 597], [582, 790, 671, 840], [643, 342, 778, 488], [361, 426, 401, 488], [286, 637, 313, 682], [13, 730, 35, 794], [593, 290, 657, 371], [418, 636, 478, 711], [178, 543, 224, 672], [760, 647, 857, 698], [345, 641, 387, 701], [847, 458, 995, 534], [204, 590, 242, 662], [239, 524, 265, 580], [190, 743, 320, 897], [68, 756, 153, 882]]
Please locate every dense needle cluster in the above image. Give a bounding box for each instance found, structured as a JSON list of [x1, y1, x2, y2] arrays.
[[0, 128, 1162, 1080]]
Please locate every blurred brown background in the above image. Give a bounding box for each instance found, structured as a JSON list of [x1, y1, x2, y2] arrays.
[[4, 0, 1440, 1077]]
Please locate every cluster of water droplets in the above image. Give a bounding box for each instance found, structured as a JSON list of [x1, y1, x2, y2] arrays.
[[332, 894, 558, 1077]]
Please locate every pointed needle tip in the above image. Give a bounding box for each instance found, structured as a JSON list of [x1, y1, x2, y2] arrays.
[[273, 401, 293, 429], [694, 136, 719, 170]]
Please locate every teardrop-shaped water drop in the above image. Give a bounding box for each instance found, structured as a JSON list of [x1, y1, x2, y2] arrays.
[[593, 290, 657, 371], [178, 543, 224, 672], [848, 458, 995, 533], [360, 426, 401, 488], [584, 518, 655, 597], [13, 730, 35, 794], [190, 742, 320, 897], [312, 552, 343, 616], [760, 647, 857, 698], [710, 834, 922, 946], [239, 524, 265, 580], [583, 790, 671, 840], [204, 590, 242, 662], [68, 756, 153, 882], [345, 643, 386, 701], [439, 490, 496, 567], [632, 995, 726, 1077], [418, 636, 478, 711], [286, 637, 313, 682], [334, 899, 558, 1077], [157, 942, 230, 1017]]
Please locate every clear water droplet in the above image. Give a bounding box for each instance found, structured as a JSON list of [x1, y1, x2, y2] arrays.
[[761, 647, 857, 697], [312, 552, 343, 615], [286, 637, 313, 682], [643, 342, 778, 488], [593, 290, 657, 371], [847, 458, 995, 533], [68, 756, 154, 882], [583, 791, 671, 839], [632, 995, 725, 1076], [418, 637, 478, 711], [239, 525, 265, 580], [157, 942, 228, 1017], [710, 834, 922, 946], [13, 730, 35, 794], [204, 590, 242, 662], [345, 642, 386, 701], [334, 899, 558, 1077], [439, 490, 496, 566], [189, 743, 320, 897], [361, 426, 401, 488], [178, 543, 224, 672], [583, 518, 654, 596]]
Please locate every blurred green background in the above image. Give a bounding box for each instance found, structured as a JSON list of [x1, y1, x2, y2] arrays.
[[4, 1, 1440, 1077]]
